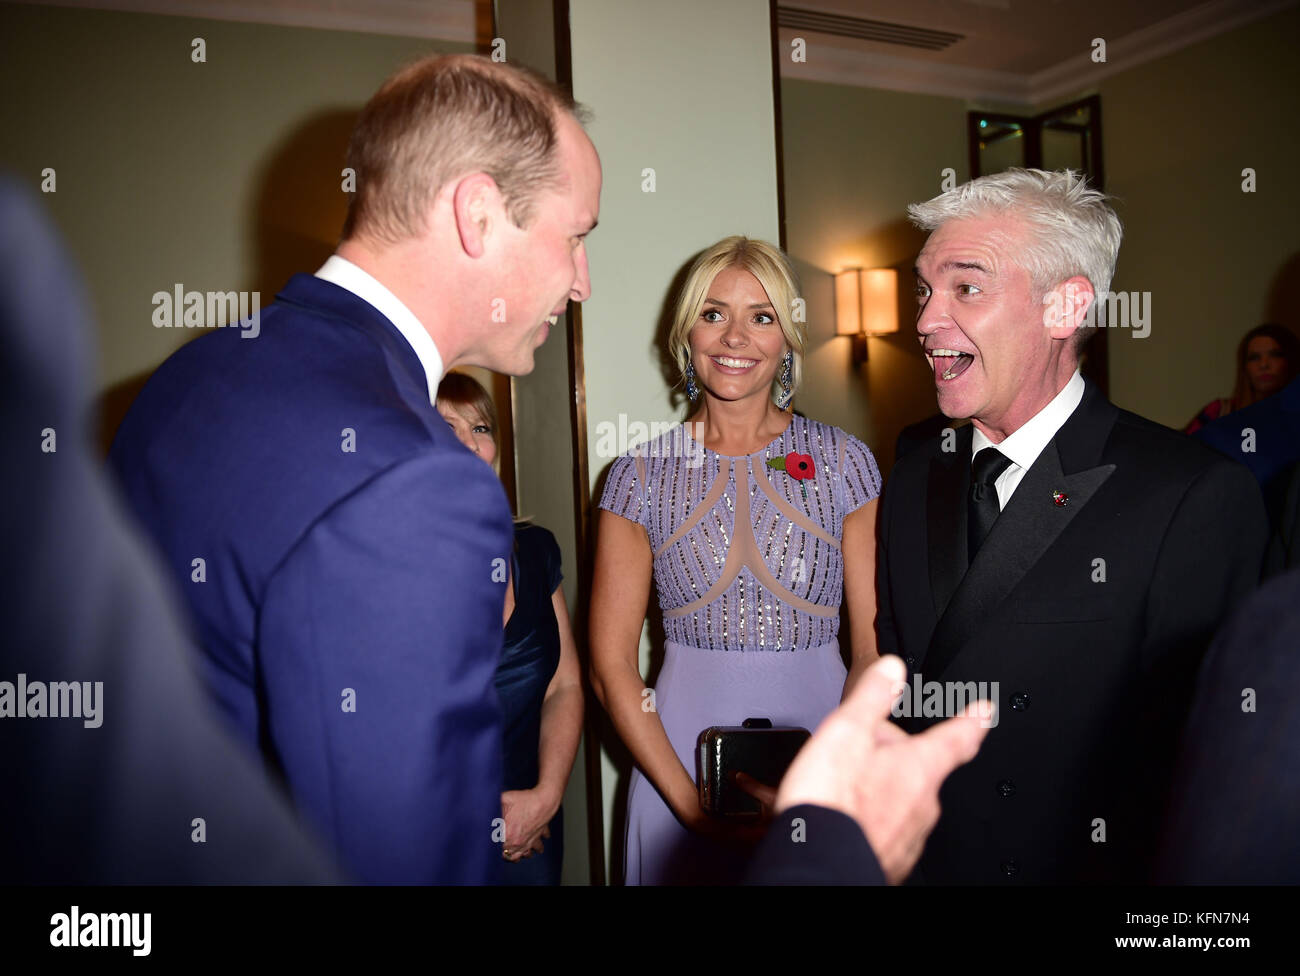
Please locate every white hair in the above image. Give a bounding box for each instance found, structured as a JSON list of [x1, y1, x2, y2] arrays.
[[907, 168, 1123, 302]]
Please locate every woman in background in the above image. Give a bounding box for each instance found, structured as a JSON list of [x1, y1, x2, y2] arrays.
[[1184, 323, 1299, 433], [589, 236, 882, 884], [436, 372, 583, 885]]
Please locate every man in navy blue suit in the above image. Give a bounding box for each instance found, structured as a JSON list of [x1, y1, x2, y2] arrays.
[[2, 176, 336, 883], [109, 56, 601, 883]]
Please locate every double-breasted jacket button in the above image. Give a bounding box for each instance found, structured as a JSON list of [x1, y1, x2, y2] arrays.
[[1000, 859, 1020, 878], [996, 779, 1016, 798], [1009, 692, 1031, 712]]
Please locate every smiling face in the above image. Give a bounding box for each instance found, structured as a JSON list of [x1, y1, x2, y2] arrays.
[[487, 112, 602, 375], [1245, 335, 1286, 397], [689, 266, 787, 405], [437, 399, 497, 466], [914, 214, 1079, 440]]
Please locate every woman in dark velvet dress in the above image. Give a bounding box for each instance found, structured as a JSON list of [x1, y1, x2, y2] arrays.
[[437, 373, 583, 885]]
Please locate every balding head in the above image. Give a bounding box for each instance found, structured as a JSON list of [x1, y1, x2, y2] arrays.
[[342, 54, 587, 245]]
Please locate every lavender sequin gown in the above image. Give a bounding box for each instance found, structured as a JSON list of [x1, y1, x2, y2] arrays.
[[599, 414, 882, 884]]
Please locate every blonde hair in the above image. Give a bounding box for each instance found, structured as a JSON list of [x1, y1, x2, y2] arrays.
[[343, 54, 585, 244], [667, 237, 805, 407]]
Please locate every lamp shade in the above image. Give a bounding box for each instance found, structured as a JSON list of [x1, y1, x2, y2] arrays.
[[835, 268, 862, 336], [860, 268, 899, 336], [835, 267, 899, 337]]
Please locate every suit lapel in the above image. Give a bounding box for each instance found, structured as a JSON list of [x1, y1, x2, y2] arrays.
[[926, 425, 971, 621], [922, 381, 1119, 679]]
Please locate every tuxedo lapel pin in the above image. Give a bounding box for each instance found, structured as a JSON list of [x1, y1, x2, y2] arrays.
[[1052, 489, 1068, 507]]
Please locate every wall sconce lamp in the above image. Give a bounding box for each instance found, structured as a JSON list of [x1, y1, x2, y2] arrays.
[[835, 267, 899, 364]]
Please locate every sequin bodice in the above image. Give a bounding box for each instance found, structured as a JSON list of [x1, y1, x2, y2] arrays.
[[599, 415, 881, 651]]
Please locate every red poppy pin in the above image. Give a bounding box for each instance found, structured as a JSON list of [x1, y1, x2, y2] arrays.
[[768, 451, 816, 499]]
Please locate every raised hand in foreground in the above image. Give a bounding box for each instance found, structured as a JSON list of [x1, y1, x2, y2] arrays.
[[774, 654, 993, 883]]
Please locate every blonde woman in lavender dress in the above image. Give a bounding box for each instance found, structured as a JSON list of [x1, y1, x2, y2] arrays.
[[590, 236, 883, 884]]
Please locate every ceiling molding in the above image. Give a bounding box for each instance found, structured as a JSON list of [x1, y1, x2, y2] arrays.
[[1028, 0, 1297, 106], [8, 0, 480, 42], [779, 28, 1031, 103], [780, 0, 1298, 108], [15, 0, 1296, 105]]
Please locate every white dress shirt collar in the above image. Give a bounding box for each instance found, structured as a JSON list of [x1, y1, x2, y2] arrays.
[[972, 369, 1085, 501], [315, 254, 444, 404]]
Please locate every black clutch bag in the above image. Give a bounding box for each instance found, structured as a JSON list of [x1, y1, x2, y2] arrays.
[[696, 717, 811, 818]]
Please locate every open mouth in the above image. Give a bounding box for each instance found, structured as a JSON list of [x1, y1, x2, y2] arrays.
[[928, 348, 975, 382]]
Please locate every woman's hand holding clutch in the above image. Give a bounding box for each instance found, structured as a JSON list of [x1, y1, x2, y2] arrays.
[[678, 771, 777, 849]]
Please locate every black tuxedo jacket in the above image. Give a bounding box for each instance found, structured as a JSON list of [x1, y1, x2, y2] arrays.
[[878, 380, 1268, 883]]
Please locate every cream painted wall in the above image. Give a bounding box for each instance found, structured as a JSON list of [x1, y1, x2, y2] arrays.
[[1083, 4, 1300, 428], [568, 0, 780, 882], [0, 3, 468, 429], [779, 80, 968, 472], [493, 0, 589, 886], [779, 2, 1300, 458]]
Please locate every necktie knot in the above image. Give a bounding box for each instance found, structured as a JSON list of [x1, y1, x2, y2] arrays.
[[972, 447, 1012, 487], [967, 448, 1012, 565]]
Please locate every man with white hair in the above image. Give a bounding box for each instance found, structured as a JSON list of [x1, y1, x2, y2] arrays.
[[877, 168, 1268, 883]]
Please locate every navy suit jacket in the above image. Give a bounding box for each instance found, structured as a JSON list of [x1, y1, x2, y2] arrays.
[[1195, 377, 1300, 574], [1, 178, 335, 882], [110, 273, 513, 883], [1194, 375, 1300, 495]]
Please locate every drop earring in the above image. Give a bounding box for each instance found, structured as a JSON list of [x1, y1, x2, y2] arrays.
[[776, 350, 793, 409], [685, 357, 700, 402]]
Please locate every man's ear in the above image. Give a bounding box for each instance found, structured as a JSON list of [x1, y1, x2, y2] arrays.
[[451, 173, 501, 259], [1042, 275, 1094, 341]]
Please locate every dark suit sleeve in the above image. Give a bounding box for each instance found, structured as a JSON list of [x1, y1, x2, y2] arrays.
[[1, 177, 337, 883], [745, 805, 886, 884], [1157, 568, 1300, 882], [1143, 459, 1268, 676], [1133, 458, 1268, 868], [258, 449, 512, 883]]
